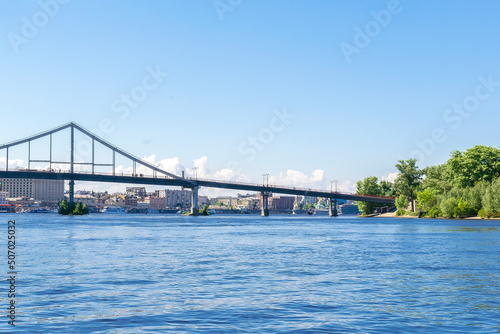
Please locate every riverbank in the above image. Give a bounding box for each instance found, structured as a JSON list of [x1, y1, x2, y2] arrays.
[[374, 211, 500, 220], [371, 212, 418, 219]]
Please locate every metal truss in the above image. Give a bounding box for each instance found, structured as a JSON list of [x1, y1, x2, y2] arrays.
[[0, 122, 184, 180]]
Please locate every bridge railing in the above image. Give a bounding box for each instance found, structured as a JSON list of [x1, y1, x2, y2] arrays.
[[0, 167, 395, 200], [186, 177, 395, 200], [0, 167, 179, 179]]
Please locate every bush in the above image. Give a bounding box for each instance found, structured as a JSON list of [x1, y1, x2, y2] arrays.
[[396, 209, 406, 216], [465, 183, 485, 213], [426, 207, 441, 218], [440, 197, 458, 218], [417, 189, 437, 212], [395, 195, 409, 212], [200, 204, 210, 216], [478, 208, 488, 218], [73, 202, 89, 215], [483, 179, 500, 215], [456, 198, 473, 217]]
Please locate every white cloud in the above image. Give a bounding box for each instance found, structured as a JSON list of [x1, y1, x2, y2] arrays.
[[158, 157, 185, 175], [337, 180, 356, 194], [269, 169, 326, 189], [0, 158, 25, 170], [191, 156, 209, 178], [381, 171, 399, 183]]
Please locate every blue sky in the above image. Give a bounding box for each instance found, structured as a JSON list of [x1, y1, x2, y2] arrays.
[[1, 1, 499, 194]]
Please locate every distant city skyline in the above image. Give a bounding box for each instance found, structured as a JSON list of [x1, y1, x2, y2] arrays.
[[1, 1, 499, 196]]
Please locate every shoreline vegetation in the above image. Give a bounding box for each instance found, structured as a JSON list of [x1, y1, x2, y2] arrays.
[[356, 145, 500, 219], [373, 211, 500, 220], [58, 199, 90, 215]]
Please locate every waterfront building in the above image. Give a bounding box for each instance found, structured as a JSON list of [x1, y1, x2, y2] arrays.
[[137, 201, 150, 210], [269, 196, 295, 210], [303, 196, 318, 205], [125, 195, 138, 208], [215, 196, 238, 207], [75, 190, 93, 195], [0, 191, 7, 205], [0, 178, 64, 204], [64, 194, 96, 208], [199, 196, 210, 206], [156, 189, 192, 208], [104, 196, 125, 207], [7, 197, 35, 207], [237, 198, 259, 210], [126, 187, 147, 199], [147, 196, 166, 210]]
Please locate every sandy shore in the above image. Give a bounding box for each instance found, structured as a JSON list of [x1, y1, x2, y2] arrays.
[[373, 212, 418, 218]]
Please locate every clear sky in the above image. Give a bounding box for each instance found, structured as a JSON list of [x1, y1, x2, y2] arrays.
[[1, 1, 499, 194]]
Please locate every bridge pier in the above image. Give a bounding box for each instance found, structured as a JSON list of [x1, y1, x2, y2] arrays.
[[261, 192, 270, 217], [190, 186, 199, 216], [69, 179, 75, 207], [328, 198, 338, 217]]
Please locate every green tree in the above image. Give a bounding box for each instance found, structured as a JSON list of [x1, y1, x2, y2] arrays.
[[440, 197, 458, 218], [58, 199, 71, 215], [380, 180, 396, 197], [303, 203, 315, 210], [446, 145, 500, 188], [58, 200, 89, 215], [456, 198, 473, 217], [356, 176, 384, 215], [416, 189, 437, 213], [73, 202, 89, 215], [464, 182, 484, 213], [200, 204, 210, 215], [395, 195, 409, 215], [395, 159, 423, 212], [422, 164, 451, 195], [483, 178, 500, 216]]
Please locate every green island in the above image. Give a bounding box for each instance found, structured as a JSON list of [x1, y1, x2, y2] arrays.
[[356, 145, 500, 219], [58, 199, 90, 215], [182, 204, 211, 216]]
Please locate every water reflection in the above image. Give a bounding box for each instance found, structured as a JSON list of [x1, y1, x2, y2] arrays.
[[447, 226, 499, 233]]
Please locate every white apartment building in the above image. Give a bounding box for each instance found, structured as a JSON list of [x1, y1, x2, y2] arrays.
[[1, 178, 64, 203], [155, 189, 192, 208]]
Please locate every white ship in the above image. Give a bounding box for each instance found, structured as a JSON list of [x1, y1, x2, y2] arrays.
[[101, 206, 126, 213]]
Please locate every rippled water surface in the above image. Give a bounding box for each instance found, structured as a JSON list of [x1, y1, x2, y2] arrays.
[[4, 214, 500, 333]]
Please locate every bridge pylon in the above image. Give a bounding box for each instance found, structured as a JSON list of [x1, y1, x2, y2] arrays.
[[261, 192, 270, 217], [190, 186, 199, 216], [69, 179, 75, 207], [328, 198, 338, 217]]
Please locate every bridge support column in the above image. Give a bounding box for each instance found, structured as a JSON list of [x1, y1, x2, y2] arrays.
[[190, 186, 199, 216], [328, 198, 338, 217], [69, 179, 75, 207], [261, 192, 270, 217]]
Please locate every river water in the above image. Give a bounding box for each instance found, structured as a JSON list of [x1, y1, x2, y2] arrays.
[[2, 214, 499, 333]]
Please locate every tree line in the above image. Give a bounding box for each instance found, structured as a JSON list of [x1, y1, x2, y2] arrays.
[[356, 145, 500, 218]]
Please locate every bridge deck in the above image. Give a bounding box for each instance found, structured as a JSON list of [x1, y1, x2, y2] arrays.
[[0, 170, 395, 204]]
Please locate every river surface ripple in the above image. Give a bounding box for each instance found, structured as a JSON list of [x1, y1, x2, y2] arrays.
[[3, 214, 500, 333]]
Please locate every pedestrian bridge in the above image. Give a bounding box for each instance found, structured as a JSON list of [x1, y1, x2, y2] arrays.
[[0, 122, 395, 216]]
